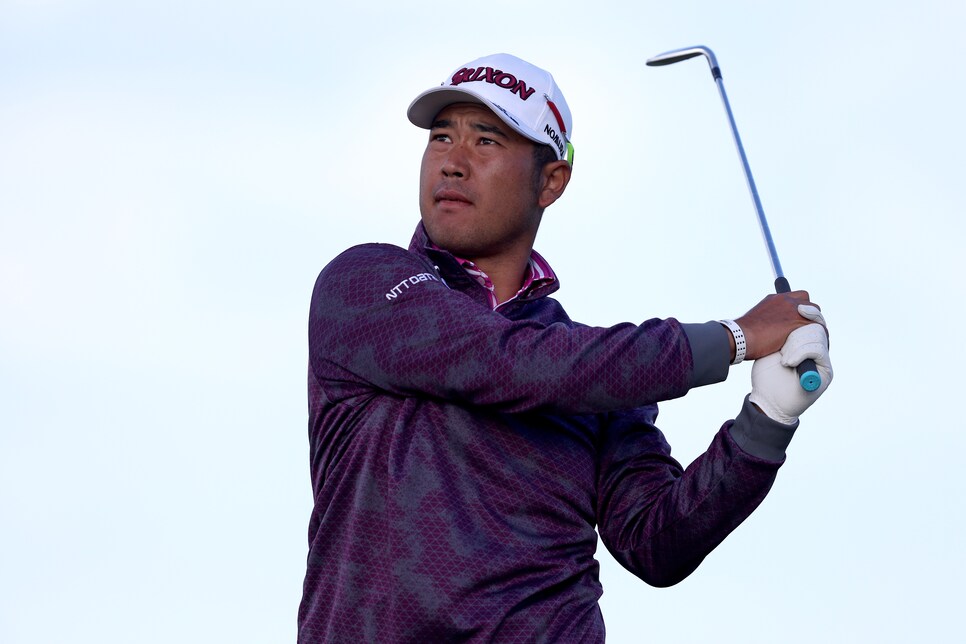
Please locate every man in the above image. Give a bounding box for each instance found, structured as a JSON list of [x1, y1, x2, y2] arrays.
[[298, 53, 832, 642]]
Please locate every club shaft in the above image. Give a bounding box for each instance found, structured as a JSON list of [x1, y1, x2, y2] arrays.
[[712, 73, 785, 280], [648, 45, 822, 392], [711, 69, 820, 390]]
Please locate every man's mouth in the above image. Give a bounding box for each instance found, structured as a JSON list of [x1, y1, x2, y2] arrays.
[[434, 189, 472, 206]]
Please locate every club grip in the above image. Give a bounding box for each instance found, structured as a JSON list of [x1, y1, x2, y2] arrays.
[[774, 277, 821, 392]]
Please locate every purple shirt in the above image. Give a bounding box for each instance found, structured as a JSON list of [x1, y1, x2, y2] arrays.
[[298, 225, 789, 642]]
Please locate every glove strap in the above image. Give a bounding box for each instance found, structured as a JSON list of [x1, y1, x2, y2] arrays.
[[719, 319, 746, 365]]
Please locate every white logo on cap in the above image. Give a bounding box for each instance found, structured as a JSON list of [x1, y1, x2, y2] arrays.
[[543, 124, 565, 158]]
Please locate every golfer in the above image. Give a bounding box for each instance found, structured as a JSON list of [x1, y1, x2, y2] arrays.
[[298, 53, 832, 643]]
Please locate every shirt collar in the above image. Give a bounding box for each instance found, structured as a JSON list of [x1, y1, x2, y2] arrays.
[[411, 223, 559, 310], [449, 250, 557, 310]]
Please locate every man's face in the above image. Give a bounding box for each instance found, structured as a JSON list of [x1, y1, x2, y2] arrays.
[[419, 103, 543, 263]]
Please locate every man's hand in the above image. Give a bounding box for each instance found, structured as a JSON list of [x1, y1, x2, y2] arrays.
[[735, 291, 824, 360], [748, 323, 833, 425]]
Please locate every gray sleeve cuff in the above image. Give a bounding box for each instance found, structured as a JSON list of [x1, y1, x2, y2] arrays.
[[729, 394, 798, 461], [681, 321, 731, 388]]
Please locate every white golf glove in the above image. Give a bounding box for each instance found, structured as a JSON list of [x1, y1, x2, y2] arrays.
[[748, 306, 833, 425]]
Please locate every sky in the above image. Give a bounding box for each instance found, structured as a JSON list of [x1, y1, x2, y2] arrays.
[[1, 1, 964, 642]]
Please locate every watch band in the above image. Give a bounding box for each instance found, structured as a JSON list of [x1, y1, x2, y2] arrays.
[[719, 319, 746, 365]]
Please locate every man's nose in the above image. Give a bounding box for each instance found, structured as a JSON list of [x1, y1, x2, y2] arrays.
[[442, 144, 469, 178]]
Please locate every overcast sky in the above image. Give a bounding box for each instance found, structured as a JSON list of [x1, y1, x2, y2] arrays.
[[2, 1, 964, 642]]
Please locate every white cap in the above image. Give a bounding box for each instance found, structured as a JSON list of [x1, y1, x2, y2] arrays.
[[407, 53, 574, 164]]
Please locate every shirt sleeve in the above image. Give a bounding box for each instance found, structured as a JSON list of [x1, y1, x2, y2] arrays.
[[309, 244, 715, 415], [681, 322, 732, 389], [596, 398, 789, 587]]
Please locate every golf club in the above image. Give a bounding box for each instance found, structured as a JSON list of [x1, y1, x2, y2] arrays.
[[646, 45, 821, 392]]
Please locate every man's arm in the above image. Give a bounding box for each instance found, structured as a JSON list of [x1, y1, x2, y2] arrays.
[[310, 243, 706, 415], [596, 320, 832, 586], [595, 400, 794, 587]]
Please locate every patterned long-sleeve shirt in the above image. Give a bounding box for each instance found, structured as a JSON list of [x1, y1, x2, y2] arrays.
[[298, 224, 796, 643]]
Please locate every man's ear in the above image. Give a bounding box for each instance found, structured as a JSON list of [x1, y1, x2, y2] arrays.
[[537, 160, 572, 210]]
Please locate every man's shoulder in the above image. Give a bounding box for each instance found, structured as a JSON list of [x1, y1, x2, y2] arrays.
[[511, 294, 575, 326], [326, 242, 411, 265], [312, 242, 442, 303], [318, 243, 430, 277]]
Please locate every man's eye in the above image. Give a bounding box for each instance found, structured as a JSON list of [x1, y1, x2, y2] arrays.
[[479, 137, 497, 145], [432, 133, 451, 143]]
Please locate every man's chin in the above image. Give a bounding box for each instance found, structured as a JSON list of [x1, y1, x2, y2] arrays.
[[423, 227, 477, 259]]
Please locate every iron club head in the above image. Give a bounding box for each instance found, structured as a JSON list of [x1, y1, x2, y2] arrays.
[[646, 46, 720, 78]]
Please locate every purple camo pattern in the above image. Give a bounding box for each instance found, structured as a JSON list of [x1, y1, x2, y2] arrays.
[[298, 224, 782, 642]]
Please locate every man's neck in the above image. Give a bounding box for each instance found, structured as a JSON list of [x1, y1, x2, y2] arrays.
[[472, 254, 530, 305], [418, 225, 538, 306]]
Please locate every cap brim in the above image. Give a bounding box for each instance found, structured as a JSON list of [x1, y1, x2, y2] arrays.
[[407, 86, 537, 145]]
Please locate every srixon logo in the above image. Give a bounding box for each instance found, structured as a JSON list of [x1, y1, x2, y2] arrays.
[[450, 67, 536, 101]]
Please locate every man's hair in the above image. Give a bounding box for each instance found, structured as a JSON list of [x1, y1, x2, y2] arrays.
[[531, 143, 559, 195]]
